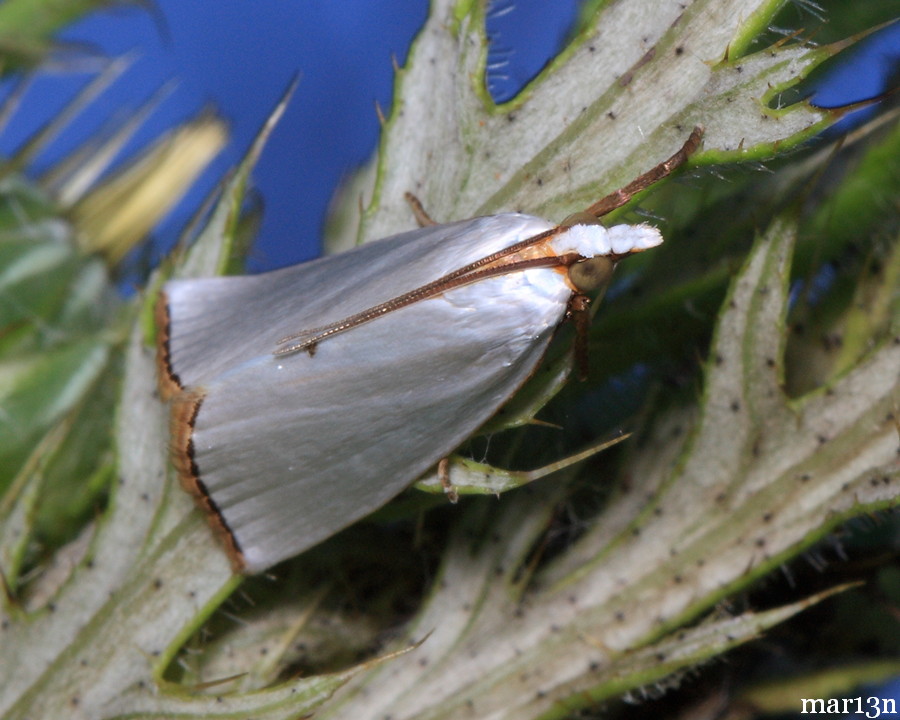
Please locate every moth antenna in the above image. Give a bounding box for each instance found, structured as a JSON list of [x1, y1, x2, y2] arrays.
[[276, 128, 701, 359], [584, 126, 704, 219]]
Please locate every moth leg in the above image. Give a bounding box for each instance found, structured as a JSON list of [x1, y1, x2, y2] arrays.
[[404, 191, 437, 227], [438, 457, 459, 503], [567, 294, 592, 381]]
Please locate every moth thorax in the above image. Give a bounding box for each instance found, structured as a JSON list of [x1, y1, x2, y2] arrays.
[[568, 256, 615, 292]]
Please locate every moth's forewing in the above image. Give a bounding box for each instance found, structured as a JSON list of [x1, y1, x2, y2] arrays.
[[159, 214, 577, 572]]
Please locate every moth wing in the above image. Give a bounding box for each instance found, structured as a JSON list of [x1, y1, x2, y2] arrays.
[[161, 214, 572, 572]]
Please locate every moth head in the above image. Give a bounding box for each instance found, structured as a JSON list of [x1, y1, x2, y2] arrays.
[[556, 213, 616, 292], [567, 255, 615, 292]]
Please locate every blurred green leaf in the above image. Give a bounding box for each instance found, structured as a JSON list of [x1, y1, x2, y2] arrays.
[[0, 0, 115, 69]]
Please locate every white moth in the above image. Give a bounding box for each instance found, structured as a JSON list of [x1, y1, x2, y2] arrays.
[[156, 128, 702, 574]]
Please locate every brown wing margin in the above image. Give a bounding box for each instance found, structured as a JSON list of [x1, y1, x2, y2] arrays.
[[154, 290, 184, 402], [170, 391, 248, 573], [156, 291, 248, 573]]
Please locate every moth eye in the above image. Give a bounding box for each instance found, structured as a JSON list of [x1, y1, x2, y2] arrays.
[[560, 211, 603, 227], [568, 256, 614, 292]]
